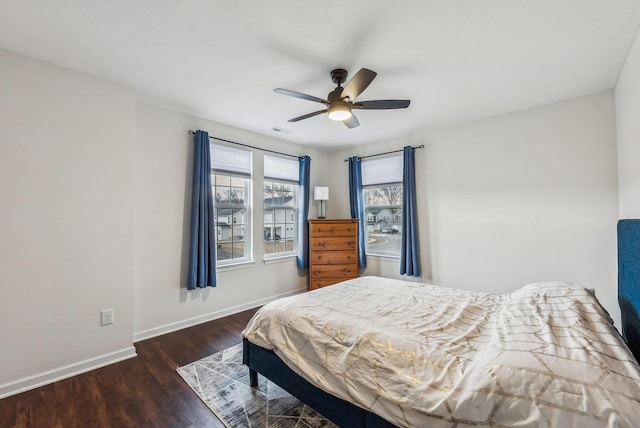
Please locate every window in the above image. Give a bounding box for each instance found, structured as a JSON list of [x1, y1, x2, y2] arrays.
[[362, 154, 403, 257], [263, 154, 299, 259], [211, 144, 252, 265]]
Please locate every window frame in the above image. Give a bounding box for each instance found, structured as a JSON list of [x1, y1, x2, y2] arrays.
[[262, 154, 300, 261], [361, 154, 403, 258], [212, 173, 253, 266], [210, 143, 253, 267], [263, 179, 299, 260]]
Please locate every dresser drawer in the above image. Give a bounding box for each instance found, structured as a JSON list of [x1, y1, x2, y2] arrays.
[[310, 221, 357, 237], [310, 236, 357, 251], [312, 278, 345, 288], [311, 263, 358, 279], [310, 251, 356, 265]]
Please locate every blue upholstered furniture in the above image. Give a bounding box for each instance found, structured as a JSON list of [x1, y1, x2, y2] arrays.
[[618, 219, 640, 363]]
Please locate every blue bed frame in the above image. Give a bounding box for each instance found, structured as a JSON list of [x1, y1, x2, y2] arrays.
[[243, 221, 640, 426], [242, 338, 394, 427]]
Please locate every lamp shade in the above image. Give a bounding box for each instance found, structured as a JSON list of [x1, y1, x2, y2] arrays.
[[313, 186, 329, 201]]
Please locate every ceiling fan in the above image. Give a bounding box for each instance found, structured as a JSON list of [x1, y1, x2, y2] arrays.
[[274, 68, 410, 129]]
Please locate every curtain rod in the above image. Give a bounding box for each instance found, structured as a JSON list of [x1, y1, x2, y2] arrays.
[[343, 144, 425, 162], [188, 130, 302, 159]]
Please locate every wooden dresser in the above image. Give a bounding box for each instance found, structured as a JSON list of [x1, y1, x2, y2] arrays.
[[309, 219, 359, 290]]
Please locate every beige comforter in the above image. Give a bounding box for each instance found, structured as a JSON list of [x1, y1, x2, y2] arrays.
[[242, 276, 640, 427]]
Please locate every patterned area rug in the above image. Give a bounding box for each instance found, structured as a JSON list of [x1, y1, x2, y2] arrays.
[[177, 344, 336, 427]]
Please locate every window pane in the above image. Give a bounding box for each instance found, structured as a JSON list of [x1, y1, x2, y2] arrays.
[[274, 224, 285, 241], [284, 239, 294, 252], [264, 191, 272, 207], [214, 207, 231, 261], [364, 186, 403, 206], [232, 209, 245, 225], [230, 176, 245, 187], [264, 182, 293, 206], [264, 180, 298, 257], [215, 175, 230, 186], [212, 174, 251, 264], [227, 187, 243, 204], [364, 185, 403, 257], [215, 186, 229, 203], [266, 240, 275, 255], [284, 222, 295, 239], [232, 241, 245, 257]]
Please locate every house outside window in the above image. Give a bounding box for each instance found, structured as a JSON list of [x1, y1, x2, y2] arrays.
[[263, 154, 299, 259], [362, 154, 403, 257], [211, 144, 252, 265]]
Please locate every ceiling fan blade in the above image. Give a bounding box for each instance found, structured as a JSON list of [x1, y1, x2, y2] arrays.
[[287, 109, 327, 122], [343, 114, 360, 129], [353, 99, 411, 110], [341, 68, 377, 101], [274, 88, 329, 105]]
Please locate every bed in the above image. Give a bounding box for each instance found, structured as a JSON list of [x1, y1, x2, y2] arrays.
[[242, 220, 640, 427]]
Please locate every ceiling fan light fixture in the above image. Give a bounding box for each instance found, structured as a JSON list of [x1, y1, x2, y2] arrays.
[[275, 68, 410, 129], [328, 102, 352, 121]]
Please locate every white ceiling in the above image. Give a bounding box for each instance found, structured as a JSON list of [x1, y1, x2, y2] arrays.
[[1, 1, 640, 150]]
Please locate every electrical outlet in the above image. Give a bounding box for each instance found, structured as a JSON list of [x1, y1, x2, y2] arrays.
[[101, 309, 114, 326]]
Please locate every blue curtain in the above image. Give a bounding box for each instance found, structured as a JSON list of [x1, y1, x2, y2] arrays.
[[400, 146, 421, 276], [187, 130, 216, 289], [348, 157, 367, 268], [297, 156, 311, 269]]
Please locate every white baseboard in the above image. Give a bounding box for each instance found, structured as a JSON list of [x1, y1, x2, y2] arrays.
[[0, 346, 137, 399], [133, 287, 307, 343], [0, 288, 305, 399]]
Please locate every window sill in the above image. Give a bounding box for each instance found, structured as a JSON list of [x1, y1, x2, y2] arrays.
[[366, 253, 400, 262], [217, 260, 255, 272], [263, 254, 298, 265]]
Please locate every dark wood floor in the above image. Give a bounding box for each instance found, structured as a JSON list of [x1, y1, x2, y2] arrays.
[[0, 308, 260, 428]]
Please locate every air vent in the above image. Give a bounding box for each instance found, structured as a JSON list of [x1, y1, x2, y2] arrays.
[[272, 127, 292, 134]]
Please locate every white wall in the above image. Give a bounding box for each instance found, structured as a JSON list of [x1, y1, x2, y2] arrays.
[[0, 41, 627, 398], [0, 47, 332, 396], [616, 27, 640, 218], [330, 92, 620, 327], [133, 102, 331, 339], [0, 49, 136, 397]]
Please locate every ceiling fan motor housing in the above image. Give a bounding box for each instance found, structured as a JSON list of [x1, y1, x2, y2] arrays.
[[327, 87, 345, 102], [330, 68, 348, 86], [328, 70, 352, 120]]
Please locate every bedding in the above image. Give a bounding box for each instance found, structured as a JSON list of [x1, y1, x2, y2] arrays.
[[242, 276, 640, 427]]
